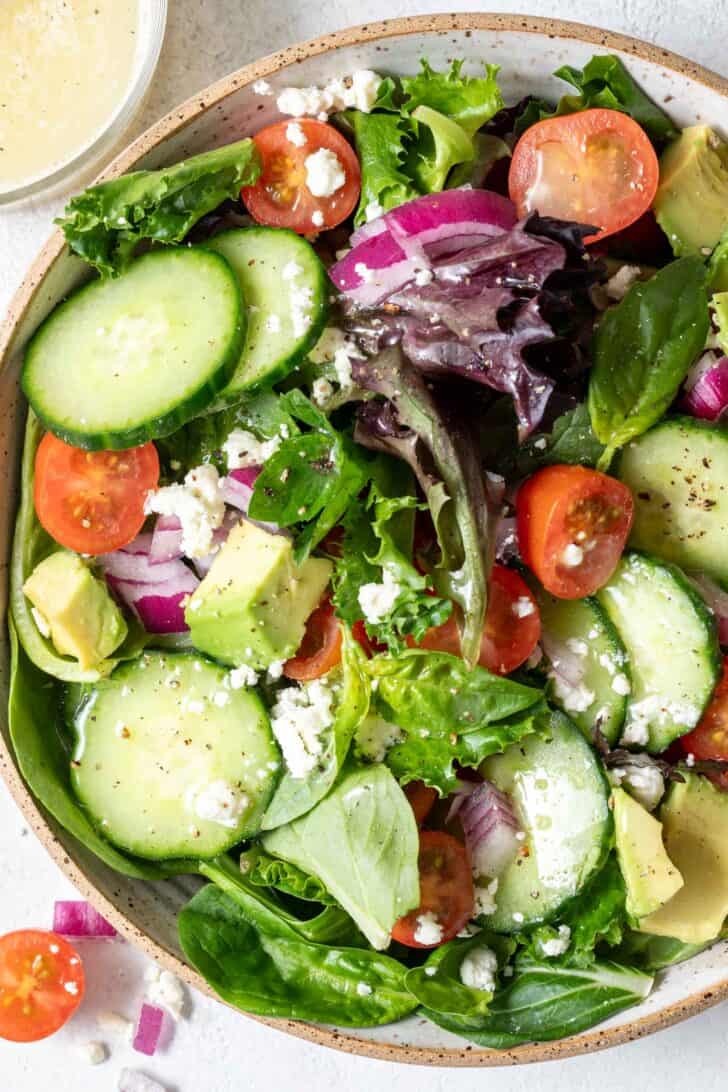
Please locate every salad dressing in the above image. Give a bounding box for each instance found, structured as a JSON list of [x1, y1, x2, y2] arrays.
[[0, 0, 139, 194]]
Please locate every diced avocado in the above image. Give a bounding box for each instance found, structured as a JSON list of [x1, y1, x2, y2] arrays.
[[186, 520, 332, 669], [23, 551, 127, 670], [613, 787, 683, 919], [654, 126, 728, 257], [639, 774, 728, 944], [708, 229, 728, 293]]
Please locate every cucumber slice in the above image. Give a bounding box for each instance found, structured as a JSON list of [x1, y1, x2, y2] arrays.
[[22, 249, 243, 450], [597, 552, 720, 753], [481, 711, 612, 932], [618, 417, 728, 583], [68, 651, 279, 859], [537, 592, 629, 746], [206, 227, 328, 399]]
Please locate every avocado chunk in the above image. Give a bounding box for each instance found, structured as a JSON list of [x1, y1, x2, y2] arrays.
[[639, 773, 728, 944], [23, 551, 127, 670], [186, 520, 333, 670], [613, 787, 683, 919], [654, 126, 728, 257]]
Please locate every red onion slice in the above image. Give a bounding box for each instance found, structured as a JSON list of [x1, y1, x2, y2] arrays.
[[133, 1002, 165, 1056], [53, 900, 116, 938], [458, 780, 521, 879], [681, 351, 728, 421], [221, 475, 254, 512], [150, 515, 183, 564], [229, 466, 261, 489], [688, 572, 728, 644]]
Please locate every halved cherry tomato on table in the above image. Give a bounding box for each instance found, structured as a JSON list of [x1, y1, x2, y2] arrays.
[[413, 564, 541, 675], [34, 433, 159, 555], [517, 465, 633, 599], [680, 659, 728, 787], [0, 930, 84, 1043], [508, 108, 659, 244], [391, 831, 474, 948], [242, 119, 361, 235], [283, 597, 342, 680], [404, 781, 438, 826]]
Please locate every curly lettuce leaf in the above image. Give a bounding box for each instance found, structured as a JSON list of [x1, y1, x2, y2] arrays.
[[401, 59, 504, 139], [57, 139, 261, 276], [347, 110, 420, 226]]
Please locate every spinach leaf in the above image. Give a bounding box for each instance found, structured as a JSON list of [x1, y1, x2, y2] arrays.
[[401, 60, 504, 140], [708, 228, 728, 294], [426, 954, 654, 1046], [180, 864, 416, 1025], [57, 139, 261, 277], [8, 620, 169, 880], [241, 847, 337, 905], [248, 390, 370, 563], [368, 650, 545, 794], [261, 629, 370, 830], [613, 930, 718, 972], [11, 411, 147, 682], [347, 110, 420, 227], [262, 763, 419, 949], [405, 934, 515, 1019], [515, 404, 606, 476], [588, 258, 709, 468]]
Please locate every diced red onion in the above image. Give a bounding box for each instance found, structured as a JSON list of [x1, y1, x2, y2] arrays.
[[350, 215, 389, 247], [681, 351, 728, 421], [150, 516, 183, 564], [100, 538, 199, 634], [457, 780, 521, 879], [221, 475, 254, 512], [330, 230, 419, 307], [688, 572, 728, 644], [119, 1071, 167, 1092], [229, 466, 261, 489], [100, 550, 190, 585], [53, 900, 116, 938], [132, 1003, 165, 1057]]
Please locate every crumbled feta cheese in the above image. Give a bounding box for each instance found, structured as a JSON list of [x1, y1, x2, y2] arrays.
[[76, 1041, 107, 1065], [64, 980, 79, 995], [565, 637, 588, 656], [252, 79, 273, 96], [223, 427, 281, 470], [308, 327, 364, 392], [354, 261, 374, 283], [355, 712, 403, 762], [289, 280, 314, 337], [473, 877, 499, 916], [414, 268, 434, 287], [550, 673, 595, 714], [606, 264, 641, 301], [118, 1068, 168, 1092], [539, 924, 571, 958], [144, 464, 225, 558], [267, 659, 285, 681], [561, 543, 584, 567], [229, 664, 259, 689], [191, 780, 249, 828], [512, 912, 525, 924], [365, 200, 383, 222], [31, 606, 51, 637], [285, 121, 307, 147], [533, 437, 548, 451], [282, 261, 303, 281], [312, 377, 334, 405], [304, 148, 346, 197], [413, 911, 443, 946], [356, 982, 373, 997], [459, 945, 498, 992], [270, 678, 334, 778], [358, 567, 401, 623], [686, 752, 696, 767], [145, 967, 186, 1020], [96, 1010, 134, 1040], [513, 596, 535, 618], [311, 209, 325, 228], [621, 695, 699, 748], [611, 672, 631, 696], [266, 313, 281, 333], [276, 70, 381, 117], [610, 762, 665, 811]]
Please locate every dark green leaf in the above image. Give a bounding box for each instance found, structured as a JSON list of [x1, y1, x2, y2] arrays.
[[588, 258, 709, 467], [613, 929, 718, 972], [57, 139, 261, 277], [708, 227, 728, 294], [347, 110, 420, 227], [405, 933, 516, 1018], [401, 60, 504, 139], [515, 404, 607, 475]]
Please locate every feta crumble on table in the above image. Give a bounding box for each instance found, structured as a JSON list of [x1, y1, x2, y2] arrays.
[[252, 79, 273, 96], [223, 427, 281, 469], [276, 70, 381, 118], [270, 678, 334, 778], [191, 780, 249, 829], [75, 1040, 107, 1065], [413, 911, 443, 946], [358, 566, 402, 623], [459, 945, 498, 992], [96, 1010, 134, 1040], [539, 924, 572, 957], [285, 121, 307, 147], [144, 464, 225, 558], [118, 1069, 168, 1092], [145, 966, 187, 1021], [304, 147, 346, 198]]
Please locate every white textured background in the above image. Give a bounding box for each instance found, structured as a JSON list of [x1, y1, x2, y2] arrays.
[[1, 2, 727, 1089]]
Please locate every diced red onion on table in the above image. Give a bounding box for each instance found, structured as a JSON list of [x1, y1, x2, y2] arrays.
[[53, 900, 116, 938], [132, 1002, 165, 1057], [680, 351, 728, 421], [448, 780, 522, 878]]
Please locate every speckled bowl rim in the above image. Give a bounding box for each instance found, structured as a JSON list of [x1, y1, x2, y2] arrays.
[[2, 11, 728, 1067]]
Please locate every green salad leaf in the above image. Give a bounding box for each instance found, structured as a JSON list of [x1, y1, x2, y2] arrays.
[[515, 404, 607, 476], [407, 105, 475, 193], [57, 139, 260, 277], [347, 110, 420, 225], [241, 847, 337, 905], [405, 934, 516, 1019], [613, 930, 719, 972], [402, 59, 503, 139], [708, 228, 728, 294], [588, 257, 709, 467], [262, 763, 419, 949], [261, 629, 370, 830]]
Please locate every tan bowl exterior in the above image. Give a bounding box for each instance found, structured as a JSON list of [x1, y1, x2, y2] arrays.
[[2, 12, 728, 1066]]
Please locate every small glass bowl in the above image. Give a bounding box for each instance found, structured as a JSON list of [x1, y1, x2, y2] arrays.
[[0, 0, 168, 207]]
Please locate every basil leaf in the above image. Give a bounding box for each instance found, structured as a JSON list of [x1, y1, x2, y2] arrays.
[[588, 258, 709, 467], [516, 404, 606, 475], [262, 764, 419, 949], [57, 139, 261, 277]]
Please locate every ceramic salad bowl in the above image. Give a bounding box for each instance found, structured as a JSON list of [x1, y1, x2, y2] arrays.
[[1, 12, 728, 1066]]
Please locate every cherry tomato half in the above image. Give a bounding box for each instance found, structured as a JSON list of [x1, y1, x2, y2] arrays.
[[283, 597, 342, 681], [508, 108, 659, 244], [0, 930, 84, 1043], [517, 465, 633, 599], [681, 660, 728, 787], [414, 565, 541, 675], [391, 831, 474, 948], [34, 433, 159, 556], [404, 781, 438, 826], [242, 119, 361, 235], [351, 620, 388, 658]]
